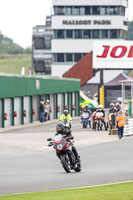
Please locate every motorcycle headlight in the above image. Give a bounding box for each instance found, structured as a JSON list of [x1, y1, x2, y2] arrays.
[[57, 144, 63, 150]]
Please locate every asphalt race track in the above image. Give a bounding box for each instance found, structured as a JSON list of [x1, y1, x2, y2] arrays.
[[0, 118, 133, 195]]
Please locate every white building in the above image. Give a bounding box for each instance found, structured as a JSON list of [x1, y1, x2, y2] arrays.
[[51, 0, 128, 79]]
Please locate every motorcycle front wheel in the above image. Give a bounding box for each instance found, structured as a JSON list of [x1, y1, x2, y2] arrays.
[[61, 156, 71, 173], [74, 162, 81, 172]]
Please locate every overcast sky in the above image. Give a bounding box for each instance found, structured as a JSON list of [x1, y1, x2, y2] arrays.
[[0, 0, 132, 48]]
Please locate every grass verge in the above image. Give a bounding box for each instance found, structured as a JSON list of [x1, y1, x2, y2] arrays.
[[0, 182, 133, 200], [0, 54, 31, 75]]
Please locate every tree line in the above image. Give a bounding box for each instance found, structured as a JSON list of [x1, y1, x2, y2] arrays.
[[0, 31, 31, 54]]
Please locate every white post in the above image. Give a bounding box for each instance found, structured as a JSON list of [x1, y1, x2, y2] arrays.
[[122, 82, 125, 112]]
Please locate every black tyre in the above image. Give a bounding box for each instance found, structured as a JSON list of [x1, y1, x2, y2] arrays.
[[100, 124, 103, 130], [97, 123, 100, 131], [89, 121, 91, 128], [74, 162, 81, 172], [83, 123, 87, 128], [94, 122, 97, 131], [61, 156, 71, 173]]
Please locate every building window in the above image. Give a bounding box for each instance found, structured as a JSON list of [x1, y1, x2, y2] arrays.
[[101, 30, 108, 38], [57, 53, 64, 62], [83, 30, 91, 38], [110, 30, 118, 38], [92, 6, 100, 15], [74, 53, 82, 62], [66, 7, 72, 15], [100, 6, 109, 15], [74, 30, 82, 38], [120, 6, 125, 16], [92, 30, 100, 38], [54, 6, 124, 16], [57, 30, 64, 38], [54, 6, 65, 15], [80, 7, 85, 15], [85, 6, 91, 15], [109, 6, 118, 15], [66, 30, 73, 38], [66, 53, 73, 62], [73, 6, 80, 15]]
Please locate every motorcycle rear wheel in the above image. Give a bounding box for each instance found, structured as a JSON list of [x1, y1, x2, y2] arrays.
[[61, 156, 71, 173]]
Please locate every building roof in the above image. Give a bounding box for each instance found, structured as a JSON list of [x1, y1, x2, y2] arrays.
[[104, 73, 133, 86]]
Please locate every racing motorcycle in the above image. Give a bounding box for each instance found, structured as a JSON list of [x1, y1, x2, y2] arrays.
[[92, 111, 97, 130], [47, 134, 81, 173], [96, 112, 107, 131], [62, 119, 71, 131], [81, 111, 91, 128]]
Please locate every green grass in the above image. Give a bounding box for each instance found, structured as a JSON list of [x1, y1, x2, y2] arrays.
[[0, 182, 133, 200], [0, 54, 31, 75]]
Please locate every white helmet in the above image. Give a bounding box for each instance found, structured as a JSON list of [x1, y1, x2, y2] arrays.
[[98, 105, 103, 109], [115, 102, 120, 107], [110, 103, 114, 107]]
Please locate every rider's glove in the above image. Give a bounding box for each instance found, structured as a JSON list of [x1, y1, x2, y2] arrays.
[[48, 142, 53, 147]]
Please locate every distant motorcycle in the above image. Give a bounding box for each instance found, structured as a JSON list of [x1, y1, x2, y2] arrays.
[[81, 112, 91, 128], [96, 112, 107, 131], [92, 111, 97, 130], [47, 134, 81, 173]]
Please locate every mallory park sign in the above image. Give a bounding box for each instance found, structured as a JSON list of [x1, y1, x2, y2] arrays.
[[63, 20, 111, 25]]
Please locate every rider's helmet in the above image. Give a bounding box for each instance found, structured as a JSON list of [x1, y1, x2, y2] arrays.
[[115, 102, 120, 108], [110, 103, 115, 108], [98, 104, 103, 109], [64, 109, 68, 116], [56, 123, 65, 133]]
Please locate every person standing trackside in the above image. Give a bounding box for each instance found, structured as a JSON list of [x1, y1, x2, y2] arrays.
[[116, 111, 126, 139], [44, 99, 52, 121], [39, 99, 46, 122]]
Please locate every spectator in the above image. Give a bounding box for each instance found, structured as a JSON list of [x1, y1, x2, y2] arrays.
[[44, 99, 52, 121], [116, 111, 126, 139], [39, 99, 46, 122]]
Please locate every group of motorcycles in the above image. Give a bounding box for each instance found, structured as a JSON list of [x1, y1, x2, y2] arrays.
[[81, 109, 108, 131], [46, 105, 118, 173]]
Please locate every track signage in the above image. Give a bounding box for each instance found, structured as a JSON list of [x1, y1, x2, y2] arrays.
[[93, 40, 133, 69]]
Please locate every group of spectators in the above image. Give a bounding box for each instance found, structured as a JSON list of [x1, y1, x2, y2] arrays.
[[39, 99, 52, 122]]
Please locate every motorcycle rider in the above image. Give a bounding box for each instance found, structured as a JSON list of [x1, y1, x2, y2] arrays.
[[115, 102, 121, 113], [81, 104, 91, 128], [108, 103, 117, 135], [55, 123, 80, 162], [96, 104, 105, 117], [59, 109, 72, 123], [108, 103, 117, 114], [83, 104, 90, 113], [96, 105, 106, 130]]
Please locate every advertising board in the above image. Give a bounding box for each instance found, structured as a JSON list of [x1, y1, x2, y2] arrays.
[[93, 40, 133, 69]]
